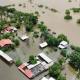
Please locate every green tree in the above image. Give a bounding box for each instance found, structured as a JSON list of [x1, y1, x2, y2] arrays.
[[57, 74, 66, 80], [29, 55, 37, 64], [69, 51, 80, 69], [65, 10, 70, 15], [49, 62, 61, 78], [47, 35, 58, 47], [57, 34, 69, 44]]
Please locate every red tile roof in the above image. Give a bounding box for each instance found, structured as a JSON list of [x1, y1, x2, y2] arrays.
[[0, 39, 13, 47], [18, 64, 33, 78]]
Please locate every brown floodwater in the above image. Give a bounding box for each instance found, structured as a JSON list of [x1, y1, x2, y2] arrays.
[[0, 0, 80, 80], [0, 0, 80, 45]]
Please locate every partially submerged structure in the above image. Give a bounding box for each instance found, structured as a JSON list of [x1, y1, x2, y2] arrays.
[[41, 77, 56, 80], [0, 39, 13, 47], [19, 35, 29, 41], [58, 41, 68, 49], [39, 42, 48, 48], [0, 50, 13, 63], [18, 53, 53, 79], [1, 26, 17, 33]]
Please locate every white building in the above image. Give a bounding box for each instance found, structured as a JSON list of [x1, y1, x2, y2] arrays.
[[0, 50, 13, 63], [39, 42, 48, 48], [20, 35, 29, 41], [38, 53, 52, 63], [41, 77, 55, 80], [58, 41, 68, 49]]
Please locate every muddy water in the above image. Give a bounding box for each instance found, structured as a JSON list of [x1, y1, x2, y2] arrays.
[[0, 0, 80, 45], [0, 59, 29, 80], [0, 0, 80, 80]]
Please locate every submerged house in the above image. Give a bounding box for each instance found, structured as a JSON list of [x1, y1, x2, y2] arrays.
[[58, 41, 68, 49], [0, 39, 13, 47], [0, 50, 13, 64], [18, 53, 53, 79], [41, 77, 56, 80], [39, 42, 48, 48]]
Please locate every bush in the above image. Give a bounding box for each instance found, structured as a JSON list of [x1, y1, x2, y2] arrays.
[[15, 59, 22, 67], [13, 39, 20, 46], [65, 10, 70, 15], [69, 51, 80, 69], [64, 15, 72, 20], [33, 31, 39, 38], [77, 19, 80, 24], [57, 74, 66, 80], [60, 49, 67, 57], [49, 62, 61, 78], [57, 34, 69, 44], [70, 45, 80, 52], [29, 55, 37, 64], [47, 35, 58, 47], [71, 8, 80, 13]]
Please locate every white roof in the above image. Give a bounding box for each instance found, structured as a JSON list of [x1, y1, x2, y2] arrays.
[[49, 77, 56, 80], [27, 61, 41, 69], [60, 41, 68, 45], [11, 26, 17, 31], [0, 50, 13, 63], [38, 53, 52, 63], [20, 35, 29, 40], [58, 45, 65, 49], [39, 42, 48, 48], [41, 77, 48, 80]]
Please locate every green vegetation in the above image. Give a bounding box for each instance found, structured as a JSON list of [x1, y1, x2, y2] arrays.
[[60, 49, 67, 57], [57, 34, 69, 43], [65, 10, 70, 15], [69, 51, 80, 69], [49, 62, 62, 78], [38, 5, 43, 8], [64, 15, 72, 20], [50, 8, 58, 12], [77, 19, 80, 24], [49, 60, 66, 80], [64, 9, 72, 20], [71, 8, 80, 13], [46, 35, 58, 47], [70, 45, 80, 52], [57, 74, 66, 80], [33, 31, 39, 38], [15, 59, 22, 67], [0, 6, 38, 32], [12, 38, 20, 46], [29, 55, 37, 64]]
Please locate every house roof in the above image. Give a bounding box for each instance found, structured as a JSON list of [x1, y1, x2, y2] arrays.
[[20, 35, 29, 40], [0, 39, 13, 47], [41, 77, 55, 80], [39, 42, 48, 48], [60, 41, 68, 45], [0, 50, 13, 63], [41, 77, 48, 80], [18, 63, 33, 78], [49, 77, 56, 80], [58, 41, 68, 49], [38, 53, 52, 63]]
